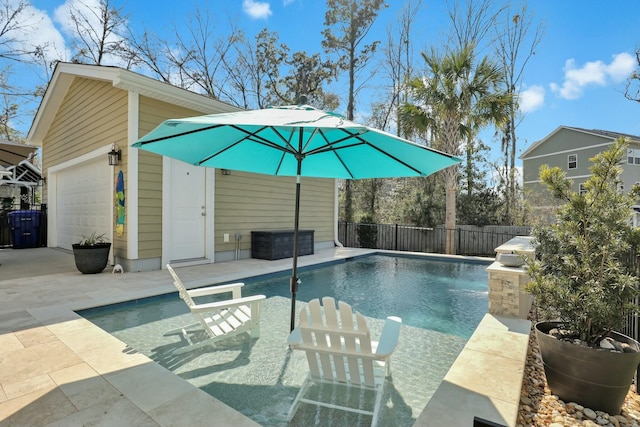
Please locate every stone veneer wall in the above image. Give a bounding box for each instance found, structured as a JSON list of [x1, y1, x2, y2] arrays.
[[486, 236, 536, 320], [487, 266, 533, 319]]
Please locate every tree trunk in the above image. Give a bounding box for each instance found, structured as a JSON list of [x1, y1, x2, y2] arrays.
[[441, 117, 459, 255], [444, 166, 457, 254], [509, 113, 517, 224]]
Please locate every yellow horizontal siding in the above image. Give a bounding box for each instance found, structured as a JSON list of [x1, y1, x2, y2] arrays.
[[44, 79, 127, 167], [136, 96, 214, 258], [215, 171, 334, 252], [41, 77, 128, 257]]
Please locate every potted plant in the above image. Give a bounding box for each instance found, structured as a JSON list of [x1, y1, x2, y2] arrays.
[[525, 137, 640, 414], [72, 231, 111, 274]]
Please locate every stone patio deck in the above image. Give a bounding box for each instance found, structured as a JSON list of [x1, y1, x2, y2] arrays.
[[0, 247, 529, 426]]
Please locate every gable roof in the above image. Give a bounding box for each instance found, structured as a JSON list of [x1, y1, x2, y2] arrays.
[[0, 139, 38, 167], [27, 62, 241, 146], [520, 125, 640, 159]]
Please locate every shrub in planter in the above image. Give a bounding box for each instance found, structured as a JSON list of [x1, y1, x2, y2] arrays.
[[525, 138, 640, 414], [72, 231, 111, 274]]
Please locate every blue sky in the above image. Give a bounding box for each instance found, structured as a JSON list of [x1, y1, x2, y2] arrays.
[[19, 0, 640, 166]]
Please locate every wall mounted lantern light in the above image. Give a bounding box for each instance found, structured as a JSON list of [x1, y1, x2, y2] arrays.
[[108, 143, 122, 166]]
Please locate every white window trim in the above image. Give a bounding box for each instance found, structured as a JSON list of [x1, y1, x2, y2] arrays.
[[579, 183, 587, 195], [568, 154, 577, 170]]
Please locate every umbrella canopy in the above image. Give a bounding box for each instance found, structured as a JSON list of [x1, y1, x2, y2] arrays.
[[0, 140, 37, 167], [133, 104, 461, 331], [134, 104, 460, 179]]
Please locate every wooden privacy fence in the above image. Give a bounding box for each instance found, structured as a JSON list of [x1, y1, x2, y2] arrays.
[[338, 222, 532, 257]]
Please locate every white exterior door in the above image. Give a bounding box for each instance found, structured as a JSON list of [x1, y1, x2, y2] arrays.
[[168, 158, 207, 262], [55, 157, 111, 250]]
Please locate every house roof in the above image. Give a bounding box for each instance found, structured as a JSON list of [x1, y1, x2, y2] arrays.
[[0, 139, 38, 167], [520, 125, 640, 159], [27, 63, 241, 146]]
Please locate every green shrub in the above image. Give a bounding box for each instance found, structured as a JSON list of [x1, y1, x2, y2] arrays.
[[525, 138, 640, 345]]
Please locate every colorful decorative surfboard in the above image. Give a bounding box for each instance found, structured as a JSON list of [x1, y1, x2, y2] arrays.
[[116, 170, 125, 237]]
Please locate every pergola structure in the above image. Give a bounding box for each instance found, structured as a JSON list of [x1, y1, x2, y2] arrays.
[[0, 140, 42, 210]]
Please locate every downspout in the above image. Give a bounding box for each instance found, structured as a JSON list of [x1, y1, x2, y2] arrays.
[[334, 178, 343, 247]]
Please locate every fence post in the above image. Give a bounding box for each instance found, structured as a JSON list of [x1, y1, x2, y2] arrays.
[[40, 203, 48, 247], [394, 224, 398, 251]]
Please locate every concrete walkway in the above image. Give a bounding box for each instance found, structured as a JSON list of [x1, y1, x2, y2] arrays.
[[0, 247, 77, 281]]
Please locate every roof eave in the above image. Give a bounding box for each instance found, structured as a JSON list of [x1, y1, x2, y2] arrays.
[[27, 63, 242, 146], [520, 125, 568, 160]]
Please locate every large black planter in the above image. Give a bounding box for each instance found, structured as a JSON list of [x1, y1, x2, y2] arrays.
[[536, 321, 640, 414], [72, 243, 111, 274]]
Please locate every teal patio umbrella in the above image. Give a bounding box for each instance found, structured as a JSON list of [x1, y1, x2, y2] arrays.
[[133, 104, 461, 331]]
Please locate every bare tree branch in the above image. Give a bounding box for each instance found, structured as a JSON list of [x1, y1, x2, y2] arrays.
[[66, 0, 130, 66], [625, 48, 640, 103]]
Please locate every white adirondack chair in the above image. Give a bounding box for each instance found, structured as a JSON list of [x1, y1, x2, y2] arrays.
[[287, 296, 402, 426], [165, 264, 266, 354]]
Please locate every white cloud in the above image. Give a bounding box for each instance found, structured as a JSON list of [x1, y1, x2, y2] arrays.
[[283, 0, 295, 5], [518, 85, 545, 113], [242, 0, 272, 19], [607, 52, 636, 81], [550, 52, 636, 100], [0, 3, 67, 63], [53, 0, 100, 36]]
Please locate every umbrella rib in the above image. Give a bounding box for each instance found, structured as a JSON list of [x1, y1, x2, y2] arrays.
[[198, 125, 298, 166], [135, 124, 224, 145], [309, 128, 431, 176], [234, 125, 299, 155], [138, 123, 299, 157], [274, 151, 287, 175], [304, 130, 365, 156], [310, 129, 357, 179]]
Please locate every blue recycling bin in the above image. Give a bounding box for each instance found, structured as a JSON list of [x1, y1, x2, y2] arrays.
[[8, 210, 41, 248]]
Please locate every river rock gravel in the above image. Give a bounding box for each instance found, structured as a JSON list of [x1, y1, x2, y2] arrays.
[[517, 326, 640, 427]]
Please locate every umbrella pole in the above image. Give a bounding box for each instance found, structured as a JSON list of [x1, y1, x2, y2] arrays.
[[290, 171, 302, 332]]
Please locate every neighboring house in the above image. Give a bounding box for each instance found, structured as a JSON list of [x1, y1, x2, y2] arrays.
[[27, 62, 337, 272], [521, 126, 640, 223]]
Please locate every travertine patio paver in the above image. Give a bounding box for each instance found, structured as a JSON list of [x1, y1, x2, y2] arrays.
[[0, 247, 530, 426], [0, 247, 371, 426]]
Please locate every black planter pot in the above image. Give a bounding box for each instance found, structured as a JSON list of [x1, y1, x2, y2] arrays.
[[535, 321, 640, 414], [72, 243, 111, 274]]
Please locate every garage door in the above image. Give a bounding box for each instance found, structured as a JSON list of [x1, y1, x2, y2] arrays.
[[56, 157, 111, 250]]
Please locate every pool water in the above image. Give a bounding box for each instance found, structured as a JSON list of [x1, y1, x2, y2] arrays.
[[244, 254, 489, 338], [80, 254, 489, 426]]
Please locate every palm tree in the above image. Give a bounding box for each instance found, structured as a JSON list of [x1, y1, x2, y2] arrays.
[[401, 45, 511, 254]]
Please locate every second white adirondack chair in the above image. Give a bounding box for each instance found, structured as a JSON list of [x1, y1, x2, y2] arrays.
[[287, 296, 402, 426], [165, 264, 266, 354]]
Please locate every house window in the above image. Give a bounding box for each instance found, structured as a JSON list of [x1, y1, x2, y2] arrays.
[[627, 148, 640, 164], [568, 154, 577, 169], [579, 183, 587, 195]]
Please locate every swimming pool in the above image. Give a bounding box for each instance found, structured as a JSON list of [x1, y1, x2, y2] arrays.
[[240, 254, 488, 338], [80, 254, 489, 426]]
